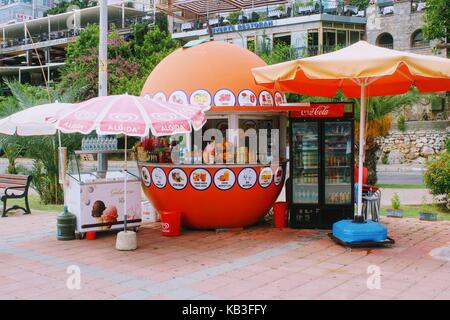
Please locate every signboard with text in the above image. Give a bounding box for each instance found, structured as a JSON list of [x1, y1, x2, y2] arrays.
[[213, 20, 274, 34], [290, 103, 345, 118]]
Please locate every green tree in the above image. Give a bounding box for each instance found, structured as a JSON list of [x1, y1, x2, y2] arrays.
[[424, 152, 450, 210], [58, 24, 179, 99], [422, 0, 450, 55]]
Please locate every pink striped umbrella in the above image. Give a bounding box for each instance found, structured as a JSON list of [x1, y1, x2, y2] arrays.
[[55, 94, 208, 137]]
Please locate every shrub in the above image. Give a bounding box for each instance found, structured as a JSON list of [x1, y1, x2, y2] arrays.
[[391, 193, 401, 210], [3, 144, 22, 174], [227, 11, 240, 25], [397, 114, 406, 132], [424, 152, 450, 209]]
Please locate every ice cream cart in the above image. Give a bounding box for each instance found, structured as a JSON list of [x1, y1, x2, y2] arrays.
[[65, 149, 142, 238]]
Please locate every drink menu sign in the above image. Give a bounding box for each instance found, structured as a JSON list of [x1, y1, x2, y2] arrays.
[[290, 103, 345, 118]]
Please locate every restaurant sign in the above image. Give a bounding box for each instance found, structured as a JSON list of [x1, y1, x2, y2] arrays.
[[212, 20, 274, 34], [290, 103, 345, 118]]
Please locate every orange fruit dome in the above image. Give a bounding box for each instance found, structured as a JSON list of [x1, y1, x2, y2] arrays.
[[141, 41, 285, 109]]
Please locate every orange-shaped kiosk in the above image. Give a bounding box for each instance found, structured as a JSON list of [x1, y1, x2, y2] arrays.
[[139, 41, 289, 229]]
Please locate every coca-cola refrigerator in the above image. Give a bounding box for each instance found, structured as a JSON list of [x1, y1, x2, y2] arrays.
[[287, 102, 355, 229]]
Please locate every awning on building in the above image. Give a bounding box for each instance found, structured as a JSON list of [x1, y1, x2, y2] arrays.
[[168, 0, 289, 15]]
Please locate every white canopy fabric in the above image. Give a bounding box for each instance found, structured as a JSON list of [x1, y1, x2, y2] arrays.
[[0, 102, 75, 136]]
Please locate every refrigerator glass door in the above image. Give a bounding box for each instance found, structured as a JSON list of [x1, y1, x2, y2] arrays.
[[324, 121, 352, 204], [292, 122, 319, 204]]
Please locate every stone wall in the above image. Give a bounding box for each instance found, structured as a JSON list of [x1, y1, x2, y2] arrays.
[[376, 123, 449, 164], [365, 1, 447, 58]]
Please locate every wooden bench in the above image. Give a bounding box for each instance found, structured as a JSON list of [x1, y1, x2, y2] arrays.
[[0, 174, 32, 217]]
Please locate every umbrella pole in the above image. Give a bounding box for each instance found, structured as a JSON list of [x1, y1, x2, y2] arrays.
[[356, 82, 366, 222], [124, 135, 128, 232]]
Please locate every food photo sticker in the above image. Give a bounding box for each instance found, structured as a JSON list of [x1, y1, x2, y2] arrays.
[[190, 168, 212, 191], [169, 90, 189, 105], [151, 167, 167, 189], [259, 167, 273, 188], [190, 89, 212, 107], [274, 166, 283, 186], [237, 167, 257, 190], [168, 168, 188, 190], [258, 90, 274, 106], [213, 89, 236, 107], [213, 168, 236, 191], [91, 200, 118, 230], [141, 167, 151, 187], [274, 92, 285, 106], [153, 92, 167, 102], [238, 89, 257, 106]]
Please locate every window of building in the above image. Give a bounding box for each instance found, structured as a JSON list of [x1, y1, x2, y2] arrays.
[[323, 29, 336, 52], [247, 36, 256, 52], [273, 34, 291, 47], [307, 29, 319, 56], [411, 29, 429, 48], [376, 32, 393, 49], [349, 30, 360, 44], [337, 30, 346, 48]]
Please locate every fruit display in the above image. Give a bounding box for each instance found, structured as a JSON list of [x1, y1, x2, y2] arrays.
[[133, 136, 176, 163]]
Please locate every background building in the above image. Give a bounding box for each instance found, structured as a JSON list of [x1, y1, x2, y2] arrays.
[[366, 0, 446, 57], [0, 1, 155, 85], [161, 0, 367, 58], [0, 0, 55, 25]]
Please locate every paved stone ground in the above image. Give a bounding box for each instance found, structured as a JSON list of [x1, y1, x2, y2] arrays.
[[0, 211, 449, 300]]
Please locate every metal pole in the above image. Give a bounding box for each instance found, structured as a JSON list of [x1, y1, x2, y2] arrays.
[[98, 0, 108, 173], [123, 135, 128, 231], [99, 0, 108, 97], [122, 1, 125, 29], [356, 82, 366, 221]]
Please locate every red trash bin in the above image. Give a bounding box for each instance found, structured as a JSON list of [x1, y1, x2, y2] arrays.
[[160, 211, 181, 236], [273, 202, 288, 228]]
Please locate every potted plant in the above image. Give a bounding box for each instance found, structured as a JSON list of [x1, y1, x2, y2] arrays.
[[386, 193, 403, 218], [418, 196, 438, 221]]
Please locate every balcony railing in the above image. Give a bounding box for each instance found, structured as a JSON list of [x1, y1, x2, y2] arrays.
[[173, 1, 366, 34], [0, 16, 143, 52]]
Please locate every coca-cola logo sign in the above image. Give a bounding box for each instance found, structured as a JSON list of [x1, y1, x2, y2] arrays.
[[290, 103, 345, 118]]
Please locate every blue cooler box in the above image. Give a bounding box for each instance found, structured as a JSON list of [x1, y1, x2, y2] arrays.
[[332, 219, 388, 243]]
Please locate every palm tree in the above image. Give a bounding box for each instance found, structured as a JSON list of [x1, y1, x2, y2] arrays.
[[1, 80, 85, 204], [353, 93, 421, 185]]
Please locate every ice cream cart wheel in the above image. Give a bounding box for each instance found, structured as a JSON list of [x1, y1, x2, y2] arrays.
[[75, 232, 85, 240]]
